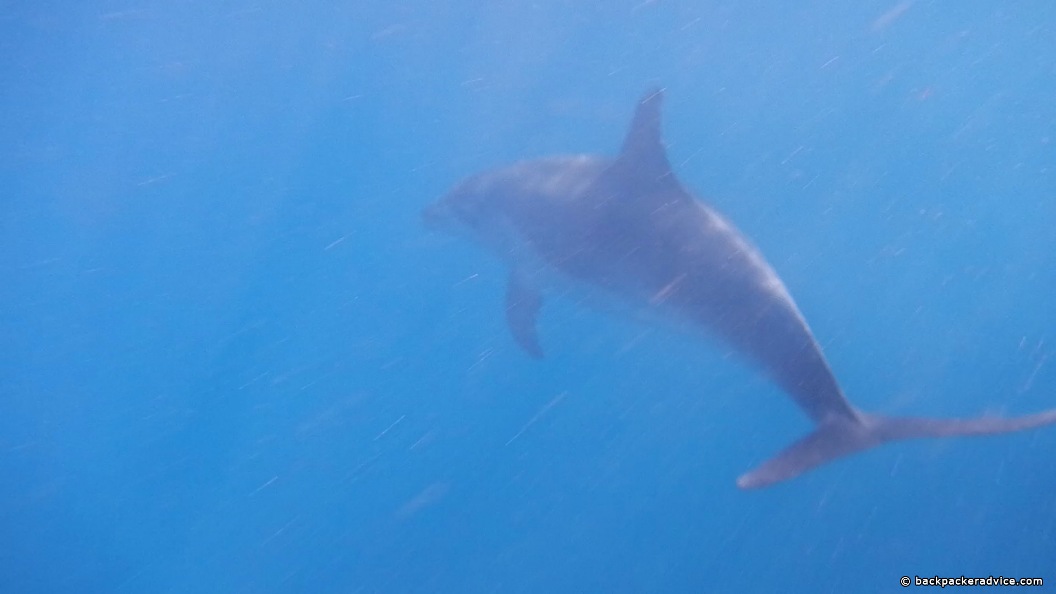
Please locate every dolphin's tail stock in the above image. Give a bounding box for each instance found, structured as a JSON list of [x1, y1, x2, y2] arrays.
[[736, 408, 1056, 489]]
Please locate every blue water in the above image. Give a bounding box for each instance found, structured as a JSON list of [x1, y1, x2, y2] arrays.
[[3, 2, 1054, 592]]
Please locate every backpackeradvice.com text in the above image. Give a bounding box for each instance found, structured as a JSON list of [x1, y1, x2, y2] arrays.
[[901, 575, 1043, 588]]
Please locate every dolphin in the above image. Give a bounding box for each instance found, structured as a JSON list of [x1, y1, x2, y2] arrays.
[[423, 88, 1056, 489]]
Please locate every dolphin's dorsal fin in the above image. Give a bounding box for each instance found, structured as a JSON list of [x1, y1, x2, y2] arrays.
[[616, 88, 675, 188]]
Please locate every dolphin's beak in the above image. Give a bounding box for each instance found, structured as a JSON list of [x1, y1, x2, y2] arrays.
[[421, 201, 451, 232], [421, 202, 440, 229]]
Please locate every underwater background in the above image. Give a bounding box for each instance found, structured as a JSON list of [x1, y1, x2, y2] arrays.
[[2, 1, 1054, 592]]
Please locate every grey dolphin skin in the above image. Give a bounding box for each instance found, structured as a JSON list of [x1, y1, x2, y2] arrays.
[[423, 89, 1056, 489]]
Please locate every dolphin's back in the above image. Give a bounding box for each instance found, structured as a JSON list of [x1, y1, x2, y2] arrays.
[[666, 202, 858, 425], [550, 176, 860, 425], [496, 149, 859, 425]]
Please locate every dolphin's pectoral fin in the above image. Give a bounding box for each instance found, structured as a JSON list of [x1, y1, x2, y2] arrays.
[[505, 271, 544, 359]]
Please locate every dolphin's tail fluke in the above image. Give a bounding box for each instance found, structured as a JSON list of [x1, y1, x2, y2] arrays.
[[736, 408, 1056, 489]]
